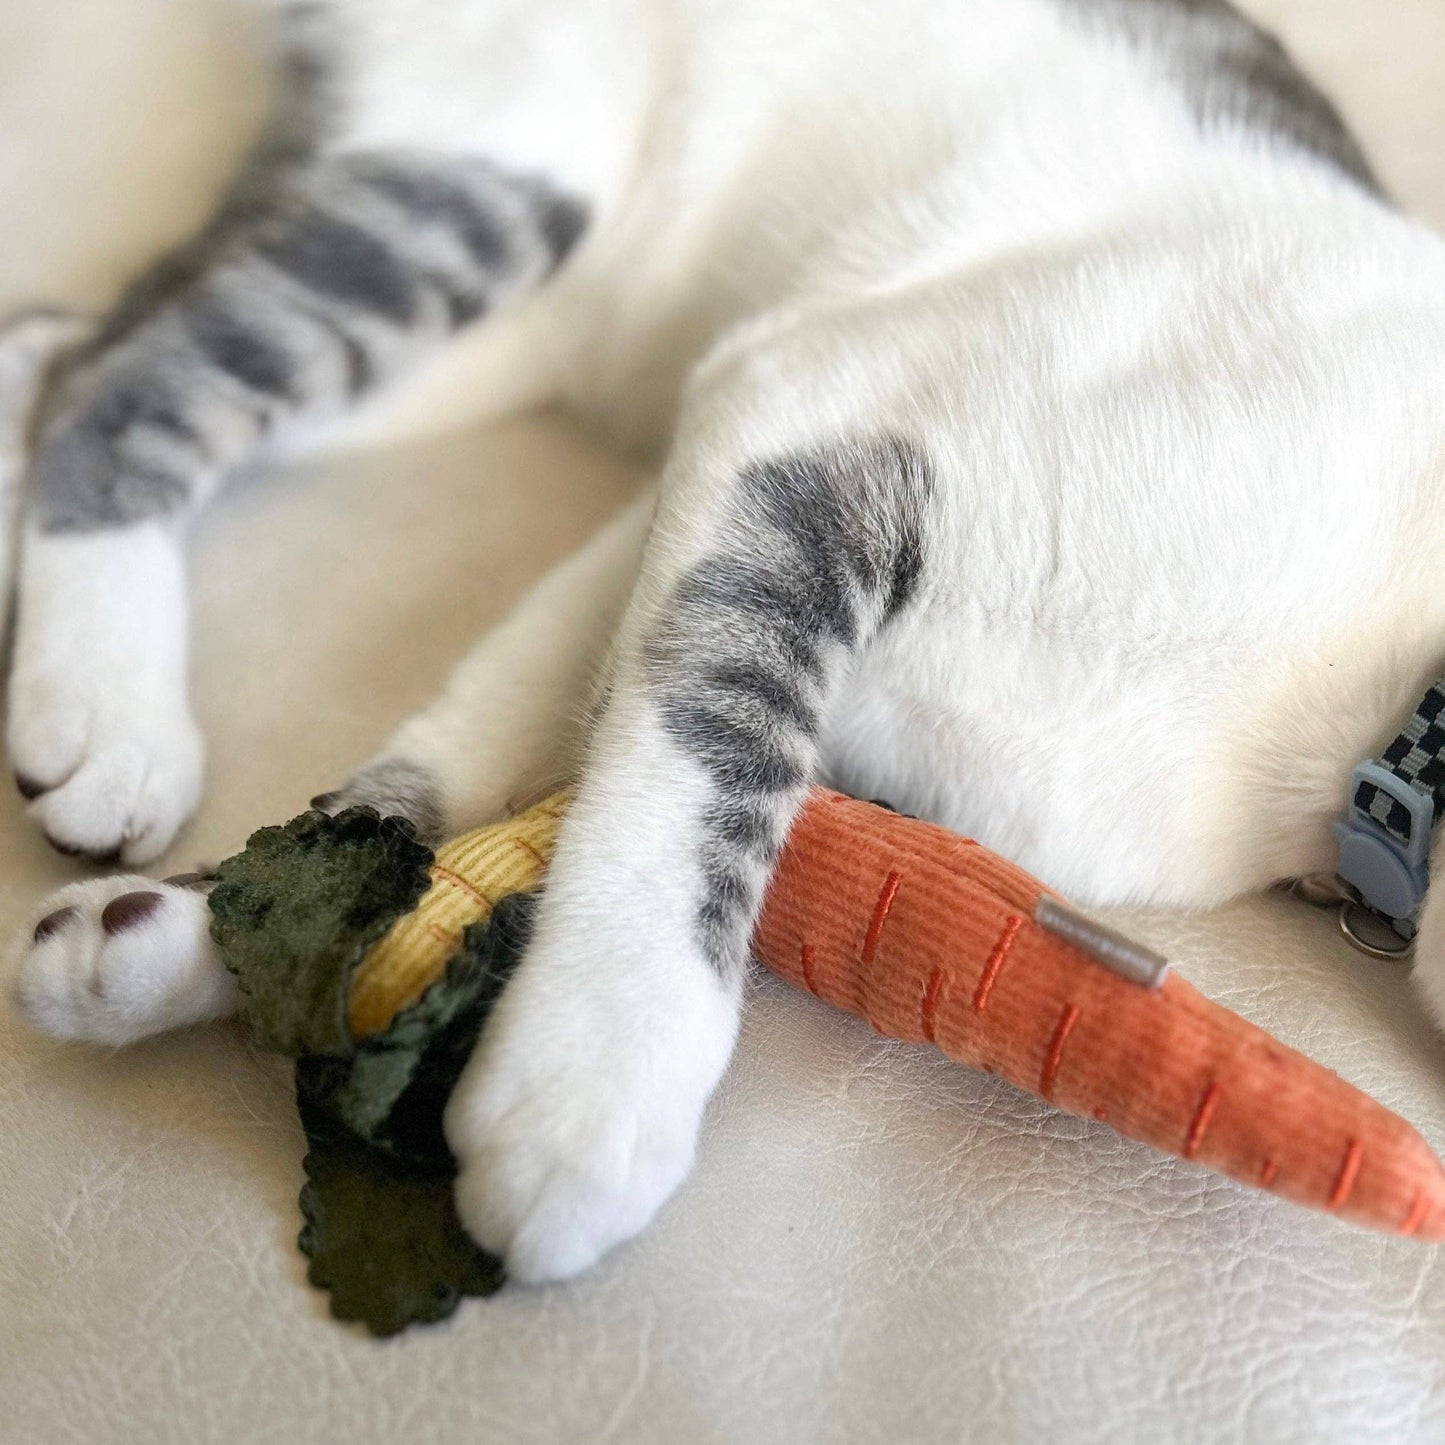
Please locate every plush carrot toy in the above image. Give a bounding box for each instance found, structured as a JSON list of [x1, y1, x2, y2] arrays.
[[208, 788, 1445, 1334], [757, 790, 1445, 1242]]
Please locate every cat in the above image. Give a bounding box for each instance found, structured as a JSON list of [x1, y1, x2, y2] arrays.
[[8, 0, 1445, 1283]]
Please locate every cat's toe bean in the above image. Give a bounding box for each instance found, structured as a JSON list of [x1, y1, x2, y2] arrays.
[[32, 905, 80, 943], [99, 891, 165, 935], [6, 876, 234, 1044]]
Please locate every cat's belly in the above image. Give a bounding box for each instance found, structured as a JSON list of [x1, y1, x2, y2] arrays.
[[819, 587, 1445, 914], [785, 204, 1445, 911], [818, 615, 1249, 909]]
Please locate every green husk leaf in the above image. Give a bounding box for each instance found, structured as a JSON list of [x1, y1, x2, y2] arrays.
[[305, 893, 537, 1165], [208, 806, 434, 1058], [209, 804, 543, 1333], [294, 892, 537, 1333], [296, 1084, 504, 1338]]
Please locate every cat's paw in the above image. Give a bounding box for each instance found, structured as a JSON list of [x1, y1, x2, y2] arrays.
[[444, 932, 738, 1283], [9, 685, 203, 865], [8, 528, 202, 864], [310, 756, 446, 844], [5, 873, 233, 1044]]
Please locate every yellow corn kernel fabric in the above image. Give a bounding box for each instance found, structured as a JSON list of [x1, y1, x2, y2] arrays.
[[346, 793, 571, 1039]]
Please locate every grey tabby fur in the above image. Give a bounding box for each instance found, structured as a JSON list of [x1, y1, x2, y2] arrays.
[[1065, 0, 1378, 188], [647, 438, 933, 975]]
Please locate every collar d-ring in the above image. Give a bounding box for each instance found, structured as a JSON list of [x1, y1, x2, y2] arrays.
[[1338, 899, 1415, 960]]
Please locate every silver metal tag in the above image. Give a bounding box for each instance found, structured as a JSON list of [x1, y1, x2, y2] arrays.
[[1033, 896, 1170, 989]]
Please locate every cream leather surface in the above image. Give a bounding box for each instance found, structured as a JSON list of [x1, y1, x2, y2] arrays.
[[2, 4, 1444, 1441]]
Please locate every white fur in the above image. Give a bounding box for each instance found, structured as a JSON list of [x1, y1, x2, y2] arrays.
[[12, 0, 1445, 1281], [5, 877, 232, 1044], [0, 312, 89, 635], [377, 490, 653, 828], [445, 758, 740, 1282], [9, 523, 202, 863]]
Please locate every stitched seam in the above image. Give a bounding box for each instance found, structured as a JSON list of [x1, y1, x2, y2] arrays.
[[431, 863, 492, 910], [1183, 1082, 1222, 1159], [1039, 1003, 1081, 1098], [973, 916, 1024, 1013], [861, 871, 903, 964], [801, 944, 819, 996], [1327, 1139, 1364, 1211], [921, 966, 946, 1043]]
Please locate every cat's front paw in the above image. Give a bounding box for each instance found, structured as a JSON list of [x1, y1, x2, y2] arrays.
[[9, 530, 202, 864], [5, 873, 233, 1044], [444, 932, 739, 1283], [310, 756, 446, 844], [9, 681, 203, 865]]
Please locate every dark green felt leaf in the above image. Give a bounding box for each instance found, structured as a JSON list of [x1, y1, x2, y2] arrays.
[[208, 807, 434, 1058], [211, 803, 544, 1334], [306, 893, 537, 1165], [296, 1083, 504, 1338], [293, 893, 538, 1334]]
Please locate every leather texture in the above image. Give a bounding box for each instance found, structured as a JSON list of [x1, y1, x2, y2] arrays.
[[3, 3, 1445, 1442]]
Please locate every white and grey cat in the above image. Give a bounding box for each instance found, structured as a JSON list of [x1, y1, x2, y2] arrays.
[[7, 0, 1445, 1282]]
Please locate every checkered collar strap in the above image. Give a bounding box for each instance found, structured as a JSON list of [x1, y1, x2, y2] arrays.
[[1333, 679, 1445, 940]]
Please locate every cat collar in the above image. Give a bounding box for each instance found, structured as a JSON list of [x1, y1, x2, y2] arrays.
[[1297, 677, 1445, 958]]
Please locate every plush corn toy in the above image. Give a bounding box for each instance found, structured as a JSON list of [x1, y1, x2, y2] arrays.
[[207, 790, 1445, 1335]]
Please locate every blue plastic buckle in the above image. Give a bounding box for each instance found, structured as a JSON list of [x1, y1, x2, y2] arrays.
[[1332, 761, 1433, 925]]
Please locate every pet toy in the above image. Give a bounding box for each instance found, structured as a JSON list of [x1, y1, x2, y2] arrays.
[[205, 789, 1445, 1335]]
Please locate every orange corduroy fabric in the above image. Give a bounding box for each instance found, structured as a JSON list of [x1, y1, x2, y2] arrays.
[[755, 790, 1445, 1241]]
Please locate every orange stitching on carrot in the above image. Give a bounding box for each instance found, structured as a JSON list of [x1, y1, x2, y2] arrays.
[[1327, 1139, 1364, 1211], [426, 923, 460, 948], [1039, 1003, 1081, 1098], [431, 864, 492, 910], [1183, 1082, 1222, 1159], [862, 871, 904, 963], [512, 836, 548, 869], [1259, 1157, 1279, 1188], [1401, 1188, 1431, 1237], [972, 916, 1024, 1013], [921, 966, 946, 1043], [801, 944, 819, 996]]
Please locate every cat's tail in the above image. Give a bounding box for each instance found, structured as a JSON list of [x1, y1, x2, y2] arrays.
[[0, 310, 91, 645]]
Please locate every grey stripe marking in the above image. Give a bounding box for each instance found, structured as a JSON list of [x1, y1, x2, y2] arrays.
[[648, 436, 934, 973], [355, 164, 509, 269], [32, 140, 591, 530], [535, 193, 590, 270], [188, 302, 298, 399], [258, 211, 418, 324], [1064, 0, 1378, 189], [29, 420, 190, 531]]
